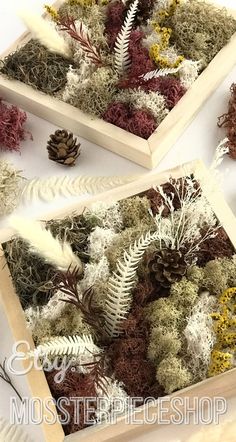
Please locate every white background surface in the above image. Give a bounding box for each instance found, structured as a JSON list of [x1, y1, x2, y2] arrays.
[[0, 1, 236, 441]]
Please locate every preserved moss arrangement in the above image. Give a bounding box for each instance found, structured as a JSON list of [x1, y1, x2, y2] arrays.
[[4, 170, 236, 435], [1, 0, 236, 139]]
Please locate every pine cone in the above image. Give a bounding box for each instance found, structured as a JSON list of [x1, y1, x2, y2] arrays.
[[149, 249, 187, 288], [47, 129, 81, 166]]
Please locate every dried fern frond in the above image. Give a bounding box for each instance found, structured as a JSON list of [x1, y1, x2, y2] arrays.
[[114, 0, 139, 74], [18, 10, 71, 58], [141, 65, 182, 82], [9, 216, 83, 273], [28, 334, 99, 358], [58, 16, 103, 66], [0, 418, 31, 442], [104, 230, 158, 337], [21, 174, 140, 204]]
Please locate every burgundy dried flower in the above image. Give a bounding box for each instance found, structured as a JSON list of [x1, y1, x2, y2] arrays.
[[118, 76, 186, 110], [105, 0, 126, 48], [128, 30, 155, 78], [103, 102, 157, 139], [0, 99, 31, 151]]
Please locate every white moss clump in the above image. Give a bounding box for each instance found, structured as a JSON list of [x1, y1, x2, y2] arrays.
[[179, 59, 201, 89], [81, 256, 110, 290], [85, 201, 123, 231], [88, 226, 117, 261]]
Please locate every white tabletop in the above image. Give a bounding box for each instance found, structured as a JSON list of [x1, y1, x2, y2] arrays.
[[0, 1, 236, 441]]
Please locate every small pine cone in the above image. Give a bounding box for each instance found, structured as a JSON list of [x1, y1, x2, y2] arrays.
[[47, 129, 81, 166], [149, 249, 187, 288]]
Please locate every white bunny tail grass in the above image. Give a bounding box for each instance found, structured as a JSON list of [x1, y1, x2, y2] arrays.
[[18, 10, 71, 58], [10, 216, 83, 273], [0, 418, 31, 442], [20, 174, 141, 204]]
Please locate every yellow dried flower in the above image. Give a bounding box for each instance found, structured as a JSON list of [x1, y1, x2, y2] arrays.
[[219, 287, 236, 305], [149, 22, 184, 68], [208, 287, 236, 377], [44, 4, 59, 22], [67, 0, 95, 6], [208, 350, 233, 377], [156, 0, 181, 23]]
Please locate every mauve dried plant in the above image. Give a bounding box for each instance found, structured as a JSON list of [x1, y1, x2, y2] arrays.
[[0, 99, 31, 152]]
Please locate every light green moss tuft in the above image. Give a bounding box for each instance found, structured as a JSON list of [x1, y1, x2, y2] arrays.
[[148, 327, 181, 363], [170, 278, 199, 310], [156, 355, 192, 394], [64, 66, 118, 117], [145, 298, 181, 329], [119, 196, 153, 228]]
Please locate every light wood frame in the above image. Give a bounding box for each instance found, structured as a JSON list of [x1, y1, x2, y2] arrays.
[[0, 160, 236, 441], [0, 1, 236, 169]]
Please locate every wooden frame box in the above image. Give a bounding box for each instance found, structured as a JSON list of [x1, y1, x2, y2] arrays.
[[0, 160, 236, 441], [1, 1, 236, 169]]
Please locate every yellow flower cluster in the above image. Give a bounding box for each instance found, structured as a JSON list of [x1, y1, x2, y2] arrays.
[[157, 0, 181, 23], [44, 5, 59, 22], [67, 0, 95, 6], [208, 287, 236, 377], [149, 24, 184, 68], [208, 350, 233, 377]]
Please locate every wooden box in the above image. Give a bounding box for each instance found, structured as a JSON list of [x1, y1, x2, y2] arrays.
[[0, 160, 236, 442], [1, 1, 236, 169]]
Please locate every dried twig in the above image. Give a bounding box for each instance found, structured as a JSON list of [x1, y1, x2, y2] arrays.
[[58, 15, 103, 66], [0, 359, 22, 401], [55, 267, 106, 337]]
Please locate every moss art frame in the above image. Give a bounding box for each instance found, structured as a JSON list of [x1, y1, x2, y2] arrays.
[[0, 1, 236, 169], [0, 159, 236, 441]]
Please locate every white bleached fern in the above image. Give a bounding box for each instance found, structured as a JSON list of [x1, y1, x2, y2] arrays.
[[104, 230, 158, 337], [21, 174, 140, 204], [9, 216, 82, 273], [210, 138, 229, 171], [141, 65, 183, 81], [0, 418, 31, 442], [18, 10, 71, 58], [27, 334, 99, 358], [114, 0, 139, 74]]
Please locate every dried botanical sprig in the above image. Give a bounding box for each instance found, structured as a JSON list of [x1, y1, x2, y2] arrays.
[[58, 15, 103, 66], [9, 216, 83, 274], [141, 65, 182, 81], [114, 0, 139, 74], [80, 353, 109, 397], [210, 138, 229, 171], [0, 359, 22, 401], [18, 10, 71, 58], [55, 267, 106, 337], [27, 334, 99, 358]]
